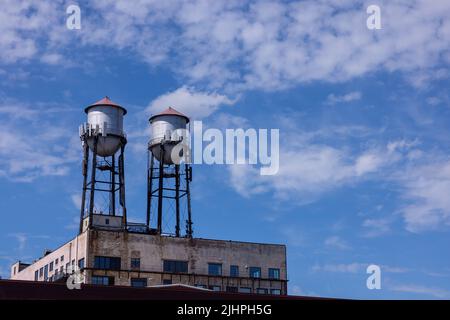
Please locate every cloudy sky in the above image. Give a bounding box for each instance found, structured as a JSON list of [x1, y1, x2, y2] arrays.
[[1, 0, 450, 299]]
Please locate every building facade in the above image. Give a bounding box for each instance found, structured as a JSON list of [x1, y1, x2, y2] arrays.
[[11, 214, 288, 295]]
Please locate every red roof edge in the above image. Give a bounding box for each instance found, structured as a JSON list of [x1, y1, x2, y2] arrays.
[[149, 107, 189, 123], [85, 96, 127, 115]]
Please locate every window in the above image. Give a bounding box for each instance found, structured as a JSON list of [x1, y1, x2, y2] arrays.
[[268, 268, 280, 280], [44, 265, 48, 281], [195, 284, 207, 289], [39, 267, 43, 278], [55, 258, 58, 266], [163, 260, 188, 273], [60, 266, 64, 273], [230, 265, 239, 277], [257, 288, 268, 294], [78, 258, 85, 269], [65, 263, 70, 273], [34, 270, 38, 281], [239, 287, 252, 294], [249, 267, 261, 278], [270, 289, 281, 295], [49, 262, 54, 272], [55, 269, 58, 276], [226, 286, 238, 293], [13, 267, 16, 275], [162, 279, 172, 285], [131, 258, 140, 269], [209, 285, 221, 291], [60, 255, 64, 263], [131, 278, 147, 288], [105, 218, 110, 225], [71, 259, 75, 266], [91, 275, 114, 286], [94, 256, 121, 270], [208, 263, 222, 276]]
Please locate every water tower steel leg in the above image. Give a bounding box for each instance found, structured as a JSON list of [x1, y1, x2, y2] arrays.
[[79, 141, 89, 234], [119, 144, 127, 229], [111, 153, 115, 216], [175, 164, 180, 237], [146, 152, 154, 228], [186, 164, 193, 238], [157, 146, 165, 234], [88, 135, 98, 229]]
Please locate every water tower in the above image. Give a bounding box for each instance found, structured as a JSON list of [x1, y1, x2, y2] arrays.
[[78, 97, 128, 234], [147, 107, 193, 237]]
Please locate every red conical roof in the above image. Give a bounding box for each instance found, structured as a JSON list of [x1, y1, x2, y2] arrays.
[[85, 96, 127, 114], [149, 106, 189, 123]]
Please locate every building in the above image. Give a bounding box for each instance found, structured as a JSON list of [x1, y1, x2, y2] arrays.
[[11, 214, 288, 295], [9, 98, 288, 295]]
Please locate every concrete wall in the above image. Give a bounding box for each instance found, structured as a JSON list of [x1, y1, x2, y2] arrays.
[[10, 228, 288, 294], [10, 232, 88, 281], [87, 230, 287, 293]]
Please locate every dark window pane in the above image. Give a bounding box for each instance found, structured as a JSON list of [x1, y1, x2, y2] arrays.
[[131, 278, 147, 287], [208, 263, 222, 276], [94, 256, 121, 270], [230, 265, 239, 277], [44, 265, 48, 281], [163, 260, 188, 273], [209, 285, 221, 291], [249, 267, 261, 278], [78, 258, 85, 269], [34, 270, 38, 281], [257, 288, 268, 294], [268, 268, 280, 279], [270, 289, 281, 295], [162, 279, 172, 285], [131, 258, 140, 269], [226, 286, 238, 293], [92, 275, 114, 286], [239, 287, 252, 293]]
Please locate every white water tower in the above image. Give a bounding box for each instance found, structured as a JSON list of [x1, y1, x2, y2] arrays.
[[80, 96, 127, 157], [78, 97, 128, 234], [148, 107, 189, 165], [147, 107, 193, 238]]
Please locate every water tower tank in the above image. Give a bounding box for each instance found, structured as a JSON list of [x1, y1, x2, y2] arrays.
[[81, 97, 127, 157], [149, 107, 189, 164]]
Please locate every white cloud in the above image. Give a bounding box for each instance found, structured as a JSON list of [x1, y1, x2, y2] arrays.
[[228, 138, 405, 203], [0, 101, 79, 182], [8, 233, 27, 251], [312, 263, 365, 273], [324, 236, 351, 250], [362, 218, 391, 238], [397, 159, 450, 232], [3, 1, 450, 92], [146, 86, 236, 119], [390, 284, 450, 299], [40, 53, 64, 65], [71, 194, 81, 210], [326, 92, 362, 105], [312, 263, 409, 274]]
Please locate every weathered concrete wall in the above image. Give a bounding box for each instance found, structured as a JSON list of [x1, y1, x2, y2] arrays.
[[10, 232, 88, 281], [87, 230, 287, 293]]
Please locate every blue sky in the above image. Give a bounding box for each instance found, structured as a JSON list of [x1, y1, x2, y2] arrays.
[[1, 0, 450, 299]]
